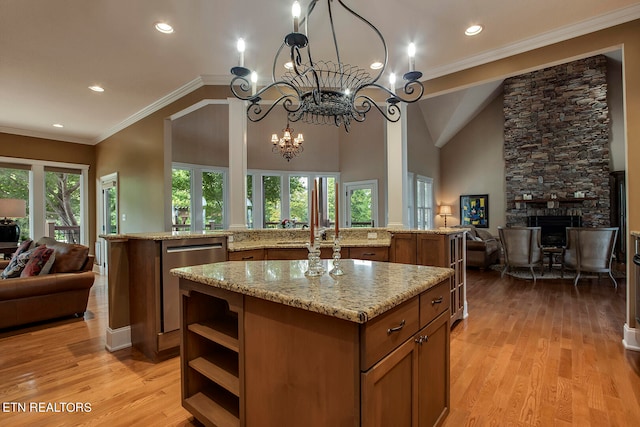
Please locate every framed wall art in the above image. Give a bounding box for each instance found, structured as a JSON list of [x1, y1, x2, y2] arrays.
[[460, 194, 489, 228]]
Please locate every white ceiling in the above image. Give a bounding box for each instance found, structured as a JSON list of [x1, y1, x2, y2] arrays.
[[1, 0, 639, 145]]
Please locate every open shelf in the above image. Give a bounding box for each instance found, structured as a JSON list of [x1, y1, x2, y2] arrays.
[[189, 355, 240, 397], [182, 287, 243, 427], [184, 392, 240, 427], [188, 319, 239, 352]]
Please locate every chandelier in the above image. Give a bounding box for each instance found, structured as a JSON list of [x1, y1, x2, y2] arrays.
[[230, 0, 424, 132], [272, 122, 304, 161]]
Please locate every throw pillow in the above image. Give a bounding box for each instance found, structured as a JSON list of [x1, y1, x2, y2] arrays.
[[20, 245, 55, 277], [14, 239, 34, 258], [1, 248, 34, 279]]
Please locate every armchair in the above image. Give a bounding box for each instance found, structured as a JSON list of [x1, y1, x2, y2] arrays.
[[498, 226, 543, 283], [561, 227, 618, 288]]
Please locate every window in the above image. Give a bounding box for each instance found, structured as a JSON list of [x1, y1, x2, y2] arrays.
[[247, 170, 339, 229], [0, 157, 88, 244], [172, 164, 227, 231], [171, 168, 192, 230], [0, 164, 30, 240], [45, 167, 82, 243], [344, 180, 378, 228], [289, 176, 309, 226], [262, 175, 282, 228], [203, 171, 224, 230], [416, 175, 434, 230]]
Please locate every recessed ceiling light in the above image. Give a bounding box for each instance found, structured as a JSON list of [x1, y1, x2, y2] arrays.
[[53, 123, 64, 128], [155, 22, 174, 34], [284, 61, 293, 70], [370, 61, 383, 70], [89, 85, 104, 92], [465, 24, 483, 36]]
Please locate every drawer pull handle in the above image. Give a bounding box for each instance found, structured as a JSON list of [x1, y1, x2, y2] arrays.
[[414, 335, 429, 345], [363, 252, 376, 256], [432, 296, 444, 305], [387, 319, 405, 335], [242, 256, 254, 260]]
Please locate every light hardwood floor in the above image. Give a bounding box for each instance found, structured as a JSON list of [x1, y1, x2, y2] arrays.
[[0, 268, 638, 426]]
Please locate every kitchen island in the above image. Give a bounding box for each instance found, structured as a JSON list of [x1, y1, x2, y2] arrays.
[[172, 259, 454, 427]]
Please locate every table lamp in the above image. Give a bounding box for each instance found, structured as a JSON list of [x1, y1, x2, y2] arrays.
[[0, 198, 26, 243], [439, 205, 452, 228]]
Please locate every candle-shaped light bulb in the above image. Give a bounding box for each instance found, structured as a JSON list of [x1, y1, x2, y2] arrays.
[[408, 42, 416, 72], [292, 1, 301, 32], [237, 38, 246, 67], [389, 73, 396, 91], [271, 134, 279, 145], [250, 71, 257, 95]]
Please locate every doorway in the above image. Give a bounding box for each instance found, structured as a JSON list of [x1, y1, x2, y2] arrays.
[[344, 180, 378, 227], [99, 173, 118, 273]]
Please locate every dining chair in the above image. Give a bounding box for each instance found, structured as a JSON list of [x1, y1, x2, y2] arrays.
[[498, 226, 543, 283], [561, 227, 619, 288]]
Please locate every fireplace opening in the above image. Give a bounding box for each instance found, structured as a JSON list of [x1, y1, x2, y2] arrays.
[[527, 215, 582, 247]]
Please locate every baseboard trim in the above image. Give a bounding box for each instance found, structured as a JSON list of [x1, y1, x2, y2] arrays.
[[106, 326, 132, 352], [622, 323, 640, 352]]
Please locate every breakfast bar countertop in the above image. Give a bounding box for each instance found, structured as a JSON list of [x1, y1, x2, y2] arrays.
[[171, 259, 454, 324]]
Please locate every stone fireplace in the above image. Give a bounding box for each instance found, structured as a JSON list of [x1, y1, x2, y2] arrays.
[[503, 55, 611, 228], [527, 215, 582, 247]]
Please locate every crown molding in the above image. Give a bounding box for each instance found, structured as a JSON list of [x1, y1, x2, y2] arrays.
[[0, 126, 92, 145], [423, 3, 640, 80], [92, 76, 211, 144]]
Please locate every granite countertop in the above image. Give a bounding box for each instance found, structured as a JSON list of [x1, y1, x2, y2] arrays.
[[99, 227, 465, 246], [100, 231, 232, 241], [171, 259, 454, 324], [631, 231, 640, 238]]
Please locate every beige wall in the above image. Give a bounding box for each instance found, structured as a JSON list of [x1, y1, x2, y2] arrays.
[[0, 132, 96, 252], [407, 103, 442, 226], [440, 95, 506, 235], [247, 107, 340, 172], [172, 104, 229, 167], [338, 113, 386, 226]]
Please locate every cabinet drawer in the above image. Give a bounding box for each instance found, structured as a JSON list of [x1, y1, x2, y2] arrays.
[[349, 246, 389, 262], [228, 248, 264, 261], [361, 296, 419, 371], [419, 279, 450, 328]]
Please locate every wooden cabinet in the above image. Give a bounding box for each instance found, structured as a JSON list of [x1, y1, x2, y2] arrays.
[[389, 232, 417, 264], [349, 246, 389, 262], [129, 237, 227, 361], [227, 249, 264, 261], [390, 232, 466, 325], [181, 282, 244, 427], [362, 280, 450, 427], [180, 277, 450, 427]]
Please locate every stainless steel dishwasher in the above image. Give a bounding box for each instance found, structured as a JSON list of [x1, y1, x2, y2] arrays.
[[162, 237, 227, 333]]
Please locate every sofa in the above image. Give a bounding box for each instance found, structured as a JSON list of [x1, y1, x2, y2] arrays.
[[0, 237, 95, 329], [455, 225, 501, 270]]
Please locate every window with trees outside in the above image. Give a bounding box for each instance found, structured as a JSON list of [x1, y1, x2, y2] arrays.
[[171, 164, 339, 230], [172, 164, 227, 231], [0, 164, 30, 240], [0, 158, 88, 245], [251, 172, 339, 229]]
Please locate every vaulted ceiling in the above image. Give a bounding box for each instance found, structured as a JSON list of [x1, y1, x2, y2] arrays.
[[1, 0, 639, 145]]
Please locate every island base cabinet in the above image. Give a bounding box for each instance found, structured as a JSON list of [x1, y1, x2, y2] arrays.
[[179, 277, 450, 427], [181, 281, 244, 427], [362, 310, 450, 427], [243, 296, 360, 427]]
